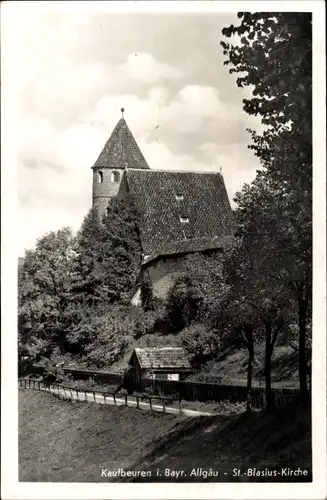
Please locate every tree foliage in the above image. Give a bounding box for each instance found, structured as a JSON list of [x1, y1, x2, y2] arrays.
[[165, 274, 204, 332], [18, 228, 76, 362], [100, 195, 142, 304], [221, 13, 311, 147], [221, 12, 312, 402], [70, 196, 142, 307], [82, 306, 133, 368], [19, 195, 143, 369], [181, 323, 221, 369]]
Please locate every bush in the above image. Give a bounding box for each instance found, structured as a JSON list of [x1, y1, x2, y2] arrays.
[[181, 323, 221, 369], [83, 309, 133, 369], [166, 275, 204, 332], [134, 310, 158, 339]]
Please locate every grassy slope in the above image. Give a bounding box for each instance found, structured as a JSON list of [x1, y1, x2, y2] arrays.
[[189, 343, 300, 388], [19, 390, 311, 483]]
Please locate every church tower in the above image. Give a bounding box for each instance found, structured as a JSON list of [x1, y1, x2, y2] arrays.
[[92, 108, 150, 216]]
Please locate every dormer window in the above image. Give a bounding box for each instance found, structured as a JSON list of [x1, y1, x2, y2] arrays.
[[180, 217, 189, 223], [111, 171, 120, 183], [97, 171, 103, 183], [175, 194, 184, 201]]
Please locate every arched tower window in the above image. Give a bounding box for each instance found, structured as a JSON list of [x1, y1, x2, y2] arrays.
[[111, 171, 120, 183], [97, 171, 103, 183]]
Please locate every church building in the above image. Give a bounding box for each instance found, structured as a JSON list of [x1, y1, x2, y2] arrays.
[[91, 109, 235, 304]]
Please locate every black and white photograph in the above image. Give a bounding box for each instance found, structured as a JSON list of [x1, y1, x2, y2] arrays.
[[1, 1, 326, 499]]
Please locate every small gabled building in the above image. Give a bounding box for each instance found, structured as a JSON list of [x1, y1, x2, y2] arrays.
[[127, 347, 193, 383]]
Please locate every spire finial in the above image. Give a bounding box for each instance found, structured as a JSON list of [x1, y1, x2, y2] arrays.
[[121, 107, 125, 118]]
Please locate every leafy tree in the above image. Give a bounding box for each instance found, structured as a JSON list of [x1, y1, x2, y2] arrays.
[[234, 173, 310, 400], [184, 251, 230, 323], [18, 227, 76, 363], [221, 12, 311, 151], [226, 182, 297, 408], [100, 195, 142, 304], [69, 207, 104, 307], [221, 295, 259, 411], [70, 195, 142, 307], [221, 13, 312, 400]]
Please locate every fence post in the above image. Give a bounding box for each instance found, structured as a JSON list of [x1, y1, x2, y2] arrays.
[[104, 393, 106, 405], [93, 391, 96, 402], [136, 396, 139, 409], [113, 393, 116, 405], [162, 398, 166, 414], [84, 390, 87, 401], [179, 398, 182, 413], [125, 394, 128, 407], [149, 397, 153, 411]]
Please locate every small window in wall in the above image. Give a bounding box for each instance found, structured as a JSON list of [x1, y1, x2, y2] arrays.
[[180, 217, 189, 223], [97, 171, 103, 183], [175, 194, 184, 201], [154, 373, 168, 381], [111, 171, 120, 183]]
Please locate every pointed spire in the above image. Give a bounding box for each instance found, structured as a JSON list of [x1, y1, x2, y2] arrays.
[[92, 112, 150, 170]]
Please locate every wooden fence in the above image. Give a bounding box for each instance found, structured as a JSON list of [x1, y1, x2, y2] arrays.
[[18, 378, 184, 415], [22, 365, 301, 408], [138, 377, 300, 408]]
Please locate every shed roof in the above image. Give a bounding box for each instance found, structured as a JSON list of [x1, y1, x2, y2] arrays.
[[130, 347, 192, 370]]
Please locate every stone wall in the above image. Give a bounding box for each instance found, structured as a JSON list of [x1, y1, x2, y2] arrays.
[[146, 255, 189, 299], [92, 168, 127, 216]]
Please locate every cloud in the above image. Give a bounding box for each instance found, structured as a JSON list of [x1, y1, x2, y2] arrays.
[[120, 52, 183, 83], [17, 80, 261, 254], [13, 10, 262, 255]]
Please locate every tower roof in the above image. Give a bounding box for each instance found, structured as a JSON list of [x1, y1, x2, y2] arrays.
[[92, 117, 150, 170]]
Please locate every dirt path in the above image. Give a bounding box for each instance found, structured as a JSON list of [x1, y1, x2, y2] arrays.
[[26, 386, 215, 417]]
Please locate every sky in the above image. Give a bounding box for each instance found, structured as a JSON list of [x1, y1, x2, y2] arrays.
[[8, 3, 263, 255]]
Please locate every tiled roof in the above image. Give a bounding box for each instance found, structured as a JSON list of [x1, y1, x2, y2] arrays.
[[143, 235, 234, 265], [126, 169, 236, 256], [131, 347, 192, 370], [92, 118, 150, 170]]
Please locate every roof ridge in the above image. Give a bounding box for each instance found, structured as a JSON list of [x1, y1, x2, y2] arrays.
[[135, 347, 184, 350], [127, 168, 222, 175]]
